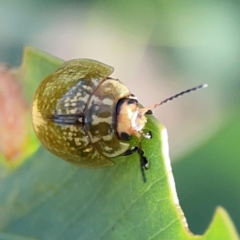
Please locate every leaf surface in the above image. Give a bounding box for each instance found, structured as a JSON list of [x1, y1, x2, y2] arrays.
[[0, 47, 238, 240]]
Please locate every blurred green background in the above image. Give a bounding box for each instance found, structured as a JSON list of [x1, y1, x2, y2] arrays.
[[1, 0, 240, 236]]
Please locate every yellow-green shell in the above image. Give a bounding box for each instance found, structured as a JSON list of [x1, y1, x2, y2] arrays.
[[32, 59, 131, 168]]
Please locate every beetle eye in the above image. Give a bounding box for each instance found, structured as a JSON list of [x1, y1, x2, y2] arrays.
[[120, 132, 132, 141]]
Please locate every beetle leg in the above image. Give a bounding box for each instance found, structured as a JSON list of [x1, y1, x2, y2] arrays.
[[121, 146, 149, 169], [138, 148, 149, 170], [138, 147, 149, 183], [121, 146, 138, 156], [121, 144, 149, 183]]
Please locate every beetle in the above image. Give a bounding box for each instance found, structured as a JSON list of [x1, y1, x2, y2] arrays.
[[32, 59, 207, 179]]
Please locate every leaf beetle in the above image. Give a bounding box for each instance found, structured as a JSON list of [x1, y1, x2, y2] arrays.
[[32, 59, 207, 180]]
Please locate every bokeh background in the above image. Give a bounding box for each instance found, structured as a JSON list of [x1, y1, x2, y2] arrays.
[[1, 0, 240, 236]]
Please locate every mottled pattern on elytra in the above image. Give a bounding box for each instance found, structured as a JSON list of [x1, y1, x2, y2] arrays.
[[32, 59, 131, 168], [34, 119, 111, 168], [55, 80, 91, 116], [85, 79, 131, 157], [34, 59, 110, 120]]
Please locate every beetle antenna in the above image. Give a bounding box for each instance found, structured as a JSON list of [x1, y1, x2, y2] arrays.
[[142, 84, 208, 113]]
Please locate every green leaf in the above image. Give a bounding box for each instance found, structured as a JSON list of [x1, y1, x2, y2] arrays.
[[173, 113, 240, 238], [0, 47, 238, 240], [202, 207, 239, 240]]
